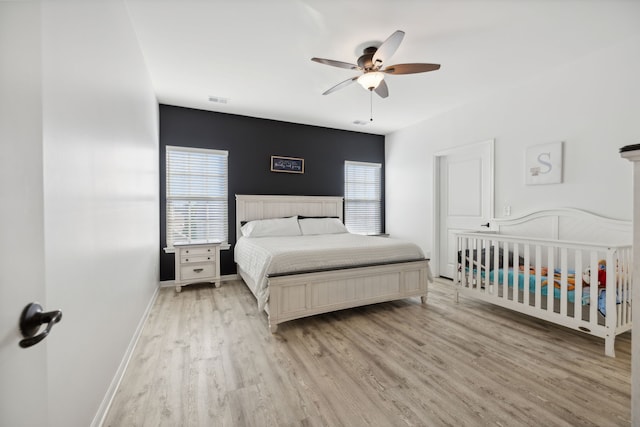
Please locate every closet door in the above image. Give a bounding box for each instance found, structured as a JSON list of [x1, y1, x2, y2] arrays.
[[0, 3, 48, 425], [435, 140, 494, 278]]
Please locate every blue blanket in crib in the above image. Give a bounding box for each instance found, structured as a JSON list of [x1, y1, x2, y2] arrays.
[[469, 268, 612, 316]]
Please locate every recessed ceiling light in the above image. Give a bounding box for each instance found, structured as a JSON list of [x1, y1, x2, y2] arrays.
[[208, 96, 229, 104]]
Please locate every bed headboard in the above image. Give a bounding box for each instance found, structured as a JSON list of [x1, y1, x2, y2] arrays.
[[490, 208, 632, 246], [235, 195, 344, 240]]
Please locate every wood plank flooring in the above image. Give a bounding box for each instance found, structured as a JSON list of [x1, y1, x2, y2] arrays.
[[103, 279, 631, 427]]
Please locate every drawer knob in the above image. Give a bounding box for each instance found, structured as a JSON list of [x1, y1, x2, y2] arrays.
[[185, 250, 189, 254], [185, 258, 189, 262], [207, 257, 210, 260], [207, 248, 211, 252], [193, 268, 204, 273]]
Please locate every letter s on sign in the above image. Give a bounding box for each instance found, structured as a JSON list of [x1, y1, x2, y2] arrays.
[[537, 152, 552, 174]]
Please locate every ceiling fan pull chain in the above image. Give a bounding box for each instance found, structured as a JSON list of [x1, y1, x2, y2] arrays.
[[370, 89, 373, 122]]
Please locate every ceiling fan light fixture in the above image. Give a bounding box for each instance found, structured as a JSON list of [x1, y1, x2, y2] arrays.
[[312, 30, 440, 98], [357, 72, 384, 90]]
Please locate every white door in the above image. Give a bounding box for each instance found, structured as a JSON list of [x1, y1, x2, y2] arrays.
[[436, 140, 494, 278], [0, 3, 49, 426]]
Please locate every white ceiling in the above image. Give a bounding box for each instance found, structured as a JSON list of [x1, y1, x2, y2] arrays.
[[125, 0, 640, 135]]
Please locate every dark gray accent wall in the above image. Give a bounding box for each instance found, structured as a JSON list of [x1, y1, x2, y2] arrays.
[[160, 104, 385, 280]]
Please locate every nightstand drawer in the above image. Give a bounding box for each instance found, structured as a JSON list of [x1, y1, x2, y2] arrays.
[[180, 263, 215, 281], [181, 247, 214, 256], [181, 254, 213, 264]]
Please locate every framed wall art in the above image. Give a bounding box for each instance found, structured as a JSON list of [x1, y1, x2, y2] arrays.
[[525, 141, 563, 185], [271, 156, 304, 174]]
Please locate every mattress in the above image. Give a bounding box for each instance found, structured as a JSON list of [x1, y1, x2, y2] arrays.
[[234, 233, 427, 311]]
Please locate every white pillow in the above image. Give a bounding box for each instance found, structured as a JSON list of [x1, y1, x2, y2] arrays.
[[299, 217, 348, 235], [241, 216, 301, 237]]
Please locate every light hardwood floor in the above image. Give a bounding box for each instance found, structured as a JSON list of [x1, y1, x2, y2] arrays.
[[103, 279, 631, 427]]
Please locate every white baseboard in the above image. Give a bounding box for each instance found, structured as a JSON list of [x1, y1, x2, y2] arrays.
[[159, 274, 240, 288], [159, 279, 174, 288], [91, 284, 160, 427]]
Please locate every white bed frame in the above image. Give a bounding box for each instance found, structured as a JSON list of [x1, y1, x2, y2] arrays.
[[454, 208, 632, 357], [235, 194, 431, 333]]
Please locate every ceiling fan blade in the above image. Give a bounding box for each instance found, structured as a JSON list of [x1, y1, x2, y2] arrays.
[[382, 63, 441, 75], [374, 80, 389, 98], [311, 57, 359, 70], [322, 76, 358, 95], [372, 30, 405, 69]]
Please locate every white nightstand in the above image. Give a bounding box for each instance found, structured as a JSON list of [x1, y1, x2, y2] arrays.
[[173, 240, 221, 292]]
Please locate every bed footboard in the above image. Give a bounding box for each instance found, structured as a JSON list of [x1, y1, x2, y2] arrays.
[[455, 232, 632, 357], [266, 260, 430, 333]]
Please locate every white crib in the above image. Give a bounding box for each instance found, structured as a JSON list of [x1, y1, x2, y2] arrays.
[[454, 208, 632, 357]]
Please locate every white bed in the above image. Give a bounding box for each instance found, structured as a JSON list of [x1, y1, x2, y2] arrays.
[[454, 208, 632, 357], [235, 194, 432, 333]]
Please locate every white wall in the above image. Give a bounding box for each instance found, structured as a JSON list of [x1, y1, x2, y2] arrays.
[[386, 34, 640, 256], [41, 2, 159, 426]]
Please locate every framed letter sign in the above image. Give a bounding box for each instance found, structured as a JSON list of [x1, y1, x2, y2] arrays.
[[525, 142, 563, 185], [271, 156, 304, 174]]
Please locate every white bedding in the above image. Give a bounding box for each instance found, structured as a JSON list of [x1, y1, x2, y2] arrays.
[[234, 233, 427, 311]]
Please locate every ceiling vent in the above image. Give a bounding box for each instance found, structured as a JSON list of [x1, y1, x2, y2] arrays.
[[353, 120, 369, 125], [208, 96, 229, 104]]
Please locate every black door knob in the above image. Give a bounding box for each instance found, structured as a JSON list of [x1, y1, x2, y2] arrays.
[[19, 303, 62, 348]]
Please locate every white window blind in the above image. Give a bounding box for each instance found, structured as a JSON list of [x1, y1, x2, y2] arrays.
[[344, 161, 382, 235], [166, 146, 228, 247]]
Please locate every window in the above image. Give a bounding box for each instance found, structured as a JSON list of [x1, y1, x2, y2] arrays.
[[166, 146, 228, 248], [344, 161, 382, 235]]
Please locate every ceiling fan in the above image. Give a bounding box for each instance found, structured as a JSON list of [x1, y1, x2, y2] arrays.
[[311, 30, 440, 98]]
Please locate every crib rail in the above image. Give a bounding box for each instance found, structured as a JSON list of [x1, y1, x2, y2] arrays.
[[455, 232, 632, 357]]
